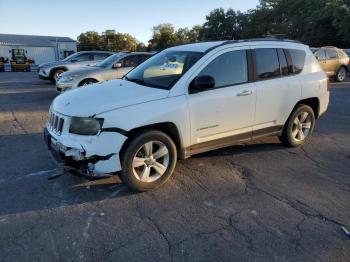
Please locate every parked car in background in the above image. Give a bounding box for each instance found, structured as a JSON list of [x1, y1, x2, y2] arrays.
[[38, 51, 114, 84], [310, 47, 319, 54], [314, 46, 349, 82], [56, 52, 153, 92], [45, 39, 329, 191]]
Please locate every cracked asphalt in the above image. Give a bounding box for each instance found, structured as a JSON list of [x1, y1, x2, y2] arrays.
[[0, 72, 349, 262]]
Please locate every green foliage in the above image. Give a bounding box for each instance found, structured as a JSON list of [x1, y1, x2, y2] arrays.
[[78, 1, 350, 52], [77, 30, 140, 51]]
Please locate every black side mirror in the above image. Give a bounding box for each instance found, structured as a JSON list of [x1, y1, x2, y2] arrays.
[[70, 59, 77, 63], [189, 75, 215, 94]]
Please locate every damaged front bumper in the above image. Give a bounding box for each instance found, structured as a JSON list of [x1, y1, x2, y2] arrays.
[[43, 127, 127, 176]]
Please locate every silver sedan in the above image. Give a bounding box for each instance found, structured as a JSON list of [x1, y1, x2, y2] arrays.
[[56, 52, 153, 92]]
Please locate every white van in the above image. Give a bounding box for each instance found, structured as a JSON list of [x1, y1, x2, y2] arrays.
[[44, 39, 329, 191]]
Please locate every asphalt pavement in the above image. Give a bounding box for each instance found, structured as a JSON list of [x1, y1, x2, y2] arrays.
[[0, 72, 349, 262]]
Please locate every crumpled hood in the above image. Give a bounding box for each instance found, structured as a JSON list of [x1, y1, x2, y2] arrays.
[[52, 79, 169, 116]]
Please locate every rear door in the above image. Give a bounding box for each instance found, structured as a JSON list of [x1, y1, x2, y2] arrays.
[[315, 49, 328, 74], [324, 48, 339, 75], [252, 47, 302, 134]]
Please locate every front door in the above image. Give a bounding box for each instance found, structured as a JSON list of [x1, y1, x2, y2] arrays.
[[187, 48, 256, 152]]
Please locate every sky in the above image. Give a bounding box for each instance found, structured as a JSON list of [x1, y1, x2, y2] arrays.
[[0, 0, 259, 44]]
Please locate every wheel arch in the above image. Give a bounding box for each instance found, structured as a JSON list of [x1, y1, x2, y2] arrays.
[[49, 67, 68, 80], [78, 78, 99, 86], [293, 97, 320, 119], [119, 122, 185, 161]]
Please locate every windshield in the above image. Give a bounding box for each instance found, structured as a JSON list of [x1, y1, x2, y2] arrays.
[[95, 53, 122, 68], [62, 53, 77, 62], [124, 51, 203, 90]]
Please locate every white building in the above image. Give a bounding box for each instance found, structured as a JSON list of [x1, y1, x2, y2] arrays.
[[0, 34, 76, 65]]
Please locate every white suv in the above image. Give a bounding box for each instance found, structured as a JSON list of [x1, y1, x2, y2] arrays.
[[44, 39, 329, 191]]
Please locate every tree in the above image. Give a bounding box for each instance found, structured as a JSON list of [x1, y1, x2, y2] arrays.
[[77, 31, 102, 51], [148, 24, 177, 51], [102, 30, 138, 51]]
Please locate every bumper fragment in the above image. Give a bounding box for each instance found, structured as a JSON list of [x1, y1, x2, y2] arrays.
[[44, 128, 126, 176]]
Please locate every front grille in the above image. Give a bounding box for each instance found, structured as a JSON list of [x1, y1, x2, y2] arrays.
[[47, 112, 65, 135]]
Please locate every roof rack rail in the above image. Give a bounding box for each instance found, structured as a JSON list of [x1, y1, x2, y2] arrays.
[[204, 37, 302, 54]]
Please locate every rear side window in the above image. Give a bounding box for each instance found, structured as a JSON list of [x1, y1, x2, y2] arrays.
[[277, 49, 289, 76], [198, 50, 248, 88], [288, 49, 306, 74], [326, 48, 338, 59], [255, 48, 280, 80], [94, 53, 111, 60]]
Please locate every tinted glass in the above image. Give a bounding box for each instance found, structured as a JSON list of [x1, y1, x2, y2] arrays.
[[255, 48, 280, 80], [95, 53, 123, 68], [121, 55, 139, 67], [278, 49, 289, 76], [289, 49, 306, 74], [198, 50, 248, 88], [94, 53, 111, 60], [74, 54, 91, 62], [315, 49, 326, 60], [326, 48, 338, 59], [141, 55, 152, 62]]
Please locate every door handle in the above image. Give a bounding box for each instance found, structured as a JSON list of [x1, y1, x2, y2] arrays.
[[236, 90, 252, 96]]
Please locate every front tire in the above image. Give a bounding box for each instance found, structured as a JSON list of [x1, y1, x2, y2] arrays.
[[120, 130, 177, 192], [78, 78, 98, 86], [279, 104, 315, 147], [51, 69, 65, 84], [335, 67, 347, 82]]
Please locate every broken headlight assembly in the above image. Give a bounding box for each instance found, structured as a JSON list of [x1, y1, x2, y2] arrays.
[[69, 117, 104, 135]]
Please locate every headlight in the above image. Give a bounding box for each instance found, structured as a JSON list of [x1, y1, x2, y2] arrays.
[[60, 76, 75, 82], [69, 117, 104, 135]]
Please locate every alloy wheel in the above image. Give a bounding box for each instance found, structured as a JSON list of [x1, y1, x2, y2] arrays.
[[337, 68, 346, 82], [132, 141, 170, 183], [291, 111, 312, 142]]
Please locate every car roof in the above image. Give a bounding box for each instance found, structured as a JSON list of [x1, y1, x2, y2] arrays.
[[77, 50, 115, 54], [168, 38, 304, 53]]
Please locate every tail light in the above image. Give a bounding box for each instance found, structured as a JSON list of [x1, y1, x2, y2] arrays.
[[327, 78, 330, 92]]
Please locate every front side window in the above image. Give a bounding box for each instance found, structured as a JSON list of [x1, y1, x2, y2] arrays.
[[289, 49, 306, 74], [120, 55, 139, 67], [95, 53, 123, 68], [125, 51, 203, 90], [315, 49, 327, 60], [198, 50, 248, 88], [255, 48, 280, 80]]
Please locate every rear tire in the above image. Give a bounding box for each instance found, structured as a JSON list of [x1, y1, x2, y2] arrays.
[[335, 67, 347, 82], [279, 104, 315, 147], [120, 130, 177, 192]]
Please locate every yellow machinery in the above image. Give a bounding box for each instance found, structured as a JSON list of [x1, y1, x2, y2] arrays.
[[10, 49, 34, 71]]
